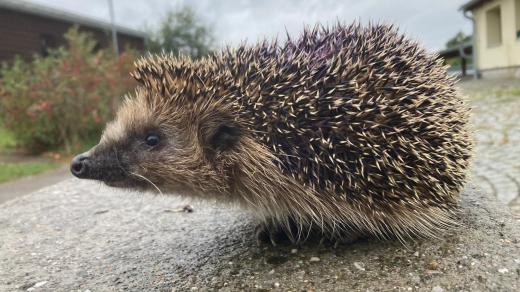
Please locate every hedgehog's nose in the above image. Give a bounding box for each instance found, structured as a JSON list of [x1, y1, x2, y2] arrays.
[[70, 153, 90, 178]]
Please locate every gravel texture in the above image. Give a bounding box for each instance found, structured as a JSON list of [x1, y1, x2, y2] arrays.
[[1, 179, 519, 291]]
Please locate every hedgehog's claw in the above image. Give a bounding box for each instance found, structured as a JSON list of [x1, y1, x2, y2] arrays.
[[313, 230, 363, 248], [332, 232, 362, 248], [255, 222, 268, 246], [255, 222, 289, 246], [255, 222, 276, 246]]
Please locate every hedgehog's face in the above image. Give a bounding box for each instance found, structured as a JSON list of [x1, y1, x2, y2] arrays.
[[70, 90, 242, 196]]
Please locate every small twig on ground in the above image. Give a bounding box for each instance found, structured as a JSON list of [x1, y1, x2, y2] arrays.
[[164, 204, 194, 213]]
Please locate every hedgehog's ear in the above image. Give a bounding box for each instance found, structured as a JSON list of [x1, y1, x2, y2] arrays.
[[199, 117, 242, 153], [209, 124, 241, 152]]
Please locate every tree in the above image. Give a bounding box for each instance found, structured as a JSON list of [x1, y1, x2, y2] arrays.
[[445, 31, 472, 49], [147, 7, 214, 58], [444, 31, 473, 68]]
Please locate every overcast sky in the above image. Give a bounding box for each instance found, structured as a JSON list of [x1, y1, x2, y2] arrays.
[[27, 0, 472, 51]]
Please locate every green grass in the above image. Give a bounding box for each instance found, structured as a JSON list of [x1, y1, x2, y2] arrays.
[[0, 161, 58, 183], [492, 88, 520, 103], [0, 125, 73, 184], [496, 87, 520, 96], [0, 126, 17, 150]]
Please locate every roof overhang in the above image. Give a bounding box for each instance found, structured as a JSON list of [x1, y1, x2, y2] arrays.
[[0, 0, 147, 39], [460, 0, 491, 12], [437, 42, 473, 59]]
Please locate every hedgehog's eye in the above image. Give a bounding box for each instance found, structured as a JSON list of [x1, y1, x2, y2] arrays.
[[145, 134, 160, 147]]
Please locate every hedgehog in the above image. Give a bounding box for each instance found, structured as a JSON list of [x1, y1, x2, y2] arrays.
[[70, 23, 473, 245]]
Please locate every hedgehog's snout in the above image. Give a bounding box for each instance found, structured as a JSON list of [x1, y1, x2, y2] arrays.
[[70, 148, 129, 184], [71, 151, 109, 181], [71, 153, 91, 179]]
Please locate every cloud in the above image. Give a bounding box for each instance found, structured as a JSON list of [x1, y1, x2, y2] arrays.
[[27, 0, 471, 51]]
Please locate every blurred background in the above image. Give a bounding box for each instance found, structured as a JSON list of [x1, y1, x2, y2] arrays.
[[0, 0, 518, 215]]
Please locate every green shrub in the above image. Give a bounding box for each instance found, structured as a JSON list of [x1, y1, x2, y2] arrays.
[[0, 27, 138, 153]]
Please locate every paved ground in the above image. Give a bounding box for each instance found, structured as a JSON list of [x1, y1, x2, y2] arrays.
[[0, 150, 69, 204], [0, 180, 519, 291], [0, 166, 70, 204], [460, 79, 520, 215]]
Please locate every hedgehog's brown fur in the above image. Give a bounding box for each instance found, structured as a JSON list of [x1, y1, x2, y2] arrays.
[[90, 23, 473, 243]]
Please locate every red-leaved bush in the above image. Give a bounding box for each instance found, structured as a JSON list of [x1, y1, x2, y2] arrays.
[[0, 28, 138, 153]]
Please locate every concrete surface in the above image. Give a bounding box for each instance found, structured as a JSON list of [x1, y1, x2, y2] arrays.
[[0, 166, 70, 204], [0, 180, 519, 291]]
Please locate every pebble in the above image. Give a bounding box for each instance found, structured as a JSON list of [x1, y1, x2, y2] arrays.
[[34, 281, 47, 287], [27, 281, 48, 291], [309, 256, 320, 262], [427, 260, 439, 270], [431, 285, 444, 292], [273, 282, 280, 288], [413, 251, 419, 257], [498, 268, 509, 274], [353, 262, 365, 271], [291, 249, 298, 254]]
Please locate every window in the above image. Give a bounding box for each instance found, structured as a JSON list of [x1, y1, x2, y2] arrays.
[[516, 0, 520, 39], [486, 6, 502, 47], [40, 34, 57, 56]]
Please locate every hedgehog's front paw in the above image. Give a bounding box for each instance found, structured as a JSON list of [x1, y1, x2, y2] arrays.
[[255, 222, 291, 246], [330, 231, 363, 248]]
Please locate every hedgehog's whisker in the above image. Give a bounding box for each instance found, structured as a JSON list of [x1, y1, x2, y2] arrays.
[[112, 148, 163, 196], [129, 171, 164, 196]]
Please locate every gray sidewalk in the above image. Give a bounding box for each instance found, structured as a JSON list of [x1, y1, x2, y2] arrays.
[[0, 166, 70, 204], [0, 180, 519, 291]]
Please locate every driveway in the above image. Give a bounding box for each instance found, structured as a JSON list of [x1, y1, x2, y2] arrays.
[[459, 79, 520, 215], [0, 166, 70, 204]]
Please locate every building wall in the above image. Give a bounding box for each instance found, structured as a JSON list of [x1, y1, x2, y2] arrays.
[[473, 0, 520, 76], [0, 8, 145, 63]]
